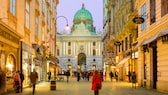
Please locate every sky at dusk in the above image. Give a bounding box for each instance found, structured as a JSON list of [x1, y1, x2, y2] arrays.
[[57, 0, 103, 33]]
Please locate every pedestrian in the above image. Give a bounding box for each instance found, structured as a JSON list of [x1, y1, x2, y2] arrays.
[[19, 70, 24, 92], [91, 70, 102, 95], [100, 70, 103, 81], [66, 70, 70, 83], [109, 71, 113, 82], [30, 69, 38, 94], [86, 71, 90, 81], [13, 71, 21, 93], [132, 72, 136, 88], [47, 71, 51, 81], [104, 71, 106, 81], [115, 71, 118, 81], [0, 67, 5, 89], [77, 71, 80, 82]]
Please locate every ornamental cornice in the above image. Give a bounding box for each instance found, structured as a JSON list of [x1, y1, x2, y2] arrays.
[[0, 21, 23, 44], [73, 19, 93, 24]]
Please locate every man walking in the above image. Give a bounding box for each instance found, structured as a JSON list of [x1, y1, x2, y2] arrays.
[[30, 69, 38, 94], [19, 70, 24, 92], [109, 71, 113, 82], [66, 70, 70, 83]]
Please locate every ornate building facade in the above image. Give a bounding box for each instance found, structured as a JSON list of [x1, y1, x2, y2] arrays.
[[103, 0, 168, 93], [0, 0, 58, 94], [56, 4, 103, 74]]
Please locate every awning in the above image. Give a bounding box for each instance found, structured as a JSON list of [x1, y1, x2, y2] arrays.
[[160, 28, 168, 36], [33, 56, 42, 65], [49, 55, 57, 63], [33, 56, 42, 61], [117, 57, 130, 66], [142, 32, 160, 45], [142, 28, 168, 45]]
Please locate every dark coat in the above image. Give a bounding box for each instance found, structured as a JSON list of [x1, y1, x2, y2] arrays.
[[30, 71, 38, 84], [66, 71, 70, 76], [20, 72, 24, 82]]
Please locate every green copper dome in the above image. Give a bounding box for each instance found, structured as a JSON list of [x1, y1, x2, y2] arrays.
[[74, 4, 93, 21]]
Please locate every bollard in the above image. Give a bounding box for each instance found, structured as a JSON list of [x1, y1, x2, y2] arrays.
[[50, 80, 56, 90]]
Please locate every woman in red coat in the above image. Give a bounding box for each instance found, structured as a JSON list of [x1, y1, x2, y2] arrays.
[[91, 70, 102, 95]]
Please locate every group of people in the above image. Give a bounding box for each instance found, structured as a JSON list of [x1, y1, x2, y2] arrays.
[[13, 70, 24, 93], [11, 69, 136, 95], [65, 70, 102, 95], [109, 71, 118, 82], [13, 69, 38, 94]]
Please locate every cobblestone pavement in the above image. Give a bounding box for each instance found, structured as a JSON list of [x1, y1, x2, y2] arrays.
[[8, 78, 168, 95]]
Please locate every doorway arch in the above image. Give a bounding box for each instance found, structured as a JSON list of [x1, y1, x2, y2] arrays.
[[77, 53, 86, 71]]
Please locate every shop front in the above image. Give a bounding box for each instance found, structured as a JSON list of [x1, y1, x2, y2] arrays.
[[32, 43, 43, 81], [116, 57, 130, 81], [21, 42, 32, 87], [48, 55, 57, 80], [0, 21, 22, 94]]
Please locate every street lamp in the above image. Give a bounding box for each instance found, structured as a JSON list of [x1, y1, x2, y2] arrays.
[[56, 16, 69, 31], [54, 15, 69, 80]]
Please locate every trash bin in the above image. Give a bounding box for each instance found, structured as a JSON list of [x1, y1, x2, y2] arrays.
[[50, 80, 56, 90]]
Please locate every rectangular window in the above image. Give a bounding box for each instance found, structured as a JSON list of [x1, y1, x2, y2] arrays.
[[161, 0, 168, 16], [93, 49, 96, 56], [129, 34, 132, 49], [122, 40, 124, 51], [57, 49, 60, 56], [42, 27, 45, 41], [42, 0, 45, 13], [93, 42, 96, 46], [68, 42, 71, 46], [10, 0, 16, 16], [68, 49, 71, 55], [35, 17, 39, 38], [141, 3, 146, 31], [150, 0, 156, 24], [125, 37, 128, 50], [26, 1, 30, 29]]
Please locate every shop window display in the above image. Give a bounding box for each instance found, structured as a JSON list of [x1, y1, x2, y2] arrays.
[[6, 54, 16, 91]]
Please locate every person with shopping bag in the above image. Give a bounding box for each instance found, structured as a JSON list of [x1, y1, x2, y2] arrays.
[[91, 70, 102, 95]]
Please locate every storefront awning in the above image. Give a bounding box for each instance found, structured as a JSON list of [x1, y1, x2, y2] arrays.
[[142, 28, 168, 45], [33, 56, 42, 65], [117, 57, 130, 66], [142, 32, 160, 45], [49, 55, 57, 63]]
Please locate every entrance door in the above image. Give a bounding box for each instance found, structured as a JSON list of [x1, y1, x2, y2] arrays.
[[152, 46, 157, 89], [150, 42, 157, 89], [77, 53, 86, 72]]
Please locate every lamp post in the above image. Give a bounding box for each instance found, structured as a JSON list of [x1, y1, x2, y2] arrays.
[[55, 16, 69, 80]]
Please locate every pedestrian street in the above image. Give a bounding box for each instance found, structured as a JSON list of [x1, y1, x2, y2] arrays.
[[8, 77, 167, 95]]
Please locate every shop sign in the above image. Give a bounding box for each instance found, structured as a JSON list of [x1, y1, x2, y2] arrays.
[[132, 16, 145, 24]]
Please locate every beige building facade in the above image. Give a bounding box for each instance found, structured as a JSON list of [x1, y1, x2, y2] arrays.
[[103, 0, 168, 93], [0, 0, 58, 94], [103, 0, 139, 82], [135, 0, 168, 93]]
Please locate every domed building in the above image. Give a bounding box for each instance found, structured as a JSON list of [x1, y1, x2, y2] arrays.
[[56, 4, 102, 74]]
